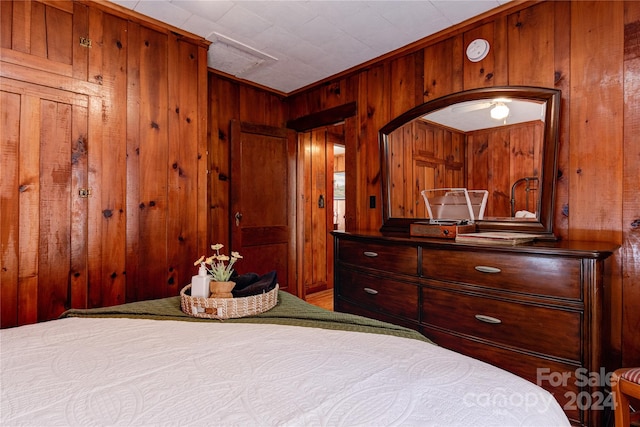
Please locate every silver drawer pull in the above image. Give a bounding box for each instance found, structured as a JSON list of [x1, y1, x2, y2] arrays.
[[475, 314, 502, 324], [363, 251, 378, 257], [474, 265, 502, 274], [363, 287, 379, 295]]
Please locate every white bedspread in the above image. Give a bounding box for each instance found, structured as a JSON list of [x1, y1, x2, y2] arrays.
[[1, 318, 570, 426]]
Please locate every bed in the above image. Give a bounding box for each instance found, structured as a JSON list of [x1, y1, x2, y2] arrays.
[[1, 291, 570, 426]]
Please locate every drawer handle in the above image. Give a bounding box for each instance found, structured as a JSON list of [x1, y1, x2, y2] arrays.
[[474, 265, 502, 274], [363, 251, 378, 257], [363, 287, 379, 295], [475, 314, 502, 324]]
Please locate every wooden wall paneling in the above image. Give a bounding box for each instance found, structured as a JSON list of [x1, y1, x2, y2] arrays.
[[287, 0, 636, 368], [69, 100, 89, 311], [85, 6, 104, 307], [239, 85, 286, 126], [167, 37, 200, 292], [553, 1, 572, 241], [0, 1, 13, 49], [569, 2, 624, 242], [311, 128, 327, 291], [0, 1, 75, 77], [1, 79, 92, 322], [208, 75, 238, 249], [507, 2, 556, 88], [343, 95, 358, 232], [17, 93, 40, 326], [445, 129, 465, 189], [463, 23, 497, 89], [42, 2, 73, 64], [319, 81, 347, 111], [387, 125, 413, 216], [506, 2, 563, 227], [72, 2, 89, 81], [38, 99, 73, 321], [138, 26, 169, 300], [356, 65, 388, 231], [85, 10, 127, 308], [196, 44, 208, 260], [29, 1, 47, 59], [1, 0, 210, 322], [423, 37, 461, 101], [297, 130, 312, 295], [389, 51, 424, 119], [325, 140, 335, 289], [492, 14, 509, 87], [125, 21, 142, 303], [412, 123, 433, 218], [622, 0, 640, 366], [491, 128, 512, 217], [0, 88, 20, 327], [9, 0, 30, 54], [409, 123, 425, 218], [289, 88, 312, 117]]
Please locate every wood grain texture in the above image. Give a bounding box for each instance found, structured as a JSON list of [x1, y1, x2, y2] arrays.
[[0, 89, 20, 327], [167, 37, 199, 295], [2, 0, 638, 370], [86, 11, 127, 308], [463, 22, 496, 89], [552, 1, 572, 242], [38, 99, 72, 321], [1, 0, 208, 323], [137, 26, 169, 300], [622, 0, 640, 366], [208, 74, 237, 252], [125, 20, 142, 304], [286, 1, 636, 366], [569, 2, 624, 242], [0, 1, 13, 49]]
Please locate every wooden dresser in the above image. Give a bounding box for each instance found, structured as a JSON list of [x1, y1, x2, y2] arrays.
[[332, 231, 617, 426]]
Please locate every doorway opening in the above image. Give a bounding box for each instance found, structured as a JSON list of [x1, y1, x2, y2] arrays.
[[298, 123, 345, 298], [333, 144, 346, 231]]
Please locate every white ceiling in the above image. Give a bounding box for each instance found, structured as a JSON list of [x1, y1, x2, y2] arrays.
[[110, 0, 509, 94], [424, 98, 546, 132]]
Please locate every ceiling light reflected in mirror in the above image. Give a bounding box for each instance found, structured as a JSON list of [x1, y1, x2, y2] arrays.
[[490, 102, 510, 120]]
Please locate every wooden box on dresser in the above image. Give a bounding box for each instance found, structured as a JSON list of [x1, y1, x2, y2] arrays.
[[332, 231, 618, 427]]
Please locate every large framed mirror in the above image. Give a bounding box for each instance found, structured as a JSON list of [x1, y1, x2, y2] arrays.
[[379, 86, 561, 239]]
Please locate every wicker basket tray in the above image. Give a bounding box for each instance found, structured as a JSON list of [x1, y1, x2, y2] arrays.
[[180, 283, 278, 320]]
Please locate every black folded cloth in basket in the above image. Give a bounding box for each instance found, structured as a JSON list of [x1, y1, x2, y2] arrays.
[[231, 270, 277, 298]]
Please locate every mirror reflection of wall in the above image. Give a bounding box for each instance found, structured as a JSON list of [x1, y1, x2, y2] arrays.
[[333, 145, 346, 231], [388, 118, 543, 219], [466, 120, 543, 218], [387, 97, 546, 221], [380, 86, 561, 237]]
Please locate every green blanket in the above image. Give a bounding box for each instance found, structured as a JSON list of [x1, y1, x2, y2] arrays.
[[61, 291, 432, 343]]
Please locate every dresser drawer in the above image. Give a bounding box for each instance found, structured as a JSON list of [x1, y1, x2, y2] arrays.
[[422, 249, 581, 300], [422, 287, 581, 361], [338, 267, 419, 320], [337, 239, 418, 276], [423, 327, 583, 424]]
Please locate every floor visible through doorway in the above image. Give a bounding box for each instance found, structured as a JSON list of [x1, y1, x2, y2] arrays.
[[305, 289, 333, 311]]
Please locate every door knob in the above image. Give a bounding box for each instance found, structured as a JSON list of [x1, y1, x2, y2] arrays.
[[235, 211, 243, 226]]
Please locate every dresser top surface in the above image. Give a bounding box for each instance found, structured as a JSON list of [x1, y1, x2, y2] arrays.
[[332, 230, 619, 259]]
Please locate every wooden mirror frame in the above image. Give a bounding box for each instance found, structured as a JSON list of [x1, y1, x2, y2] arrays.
[[379, 86, 561, 239]]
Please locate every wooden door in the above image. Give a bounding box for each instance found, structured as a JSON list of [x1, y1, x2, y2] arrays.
[[0, 77, 92, 327], [229, 121, 297, 296]]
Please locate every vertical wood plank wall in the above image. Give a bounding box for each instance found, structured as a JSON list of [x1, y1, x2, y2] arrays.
[[0, 0, 209, 325], [286, 0, 639, 366], [1, 0, 638, 368]]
